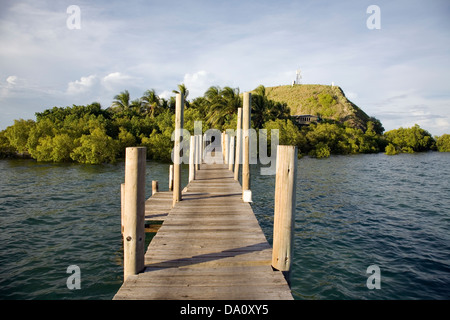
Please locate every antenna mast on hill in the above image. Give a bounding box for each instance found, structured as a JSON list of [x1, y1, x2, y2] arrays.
[[295, 69, 302, 85]]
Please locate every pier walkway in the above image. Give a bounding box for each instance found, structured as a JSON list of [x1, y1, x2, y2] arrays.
[[113, 161, 293, 300]]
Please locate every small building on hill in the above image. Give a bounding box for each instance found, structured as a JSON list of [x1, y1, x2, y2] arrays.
[[292, 114, 320, 126]]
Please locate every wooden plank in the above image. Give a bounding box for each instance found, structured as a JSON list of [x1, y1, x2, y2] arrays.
[[145, 191, 172, 221]]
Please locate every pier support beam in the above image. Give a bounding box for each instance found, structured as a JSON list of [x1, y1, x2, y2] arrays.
[[169, 165, 173, 191], [123, 146, 146, 280], [234, 108, 242, 181], [272, 145, 298, 283], [196, 135, 201, 170], [242, 92, 251, 200], [121, 183, 125, 234], [189, 135, 196, 182], [224, 133, 229, 165], [152, 180, 159, 195], [228, 135, 235, 171], [173, 93, 184, 207]]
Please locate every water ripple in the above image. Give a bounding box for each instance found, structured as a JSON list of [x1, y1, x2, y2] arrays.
[[1, 153, 449, 300], [253, 152, 450, 300]]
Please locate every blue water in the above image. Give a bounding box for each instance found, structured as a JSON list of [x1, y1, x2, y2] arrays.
[[0, 152, 449, 299]]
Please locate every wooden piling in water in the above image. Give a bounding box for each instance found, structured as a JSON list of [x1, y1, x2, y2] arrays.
[[173, 93, 184, 207], [228, 135, 235, 171], [196, 135, 201, 170], [242, 92, 251, 199], [221, 132, 225, 163], [189, 135, 195, 183], [152, 180, 159, 195], [272, 145, 298, 281], [123, 147, 146, 280], [234, 108, 242, 181], [169, 165, 173, 191], [202, 134, 205, 163], [120, 183, 125, 234], [224, 133, 229, 165]]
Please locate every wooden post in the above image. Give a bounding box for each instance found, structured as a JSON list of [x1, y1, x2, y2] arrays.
[[121, 183, 125, 234], [234, 108, 242, 181], [152, 180, 158, 195], [272, 145, 298, 282], [222, 131, 227, 163], [228, 135, 235, 171], [202, 134, 205, 163], [224, 133, 229, 165], [123, 147, 146, 280], [221, 132, 225, 163], [169, 165, 173, 191], [189, 135, 195, 182], [194, 135, 198, 171], [242, 92, 251, 197], [196, 135, 201, 170], [173, 93, 184, 207]]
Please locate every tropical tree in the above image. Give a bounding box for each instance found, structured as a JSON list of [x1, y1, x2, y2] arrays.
[[70, 127, 118, 164], [4, 119, 35, 154], [205, 86, 241, 129], [384, 124, 435, 153], [251, 85, 290, 128], [436, 134, 450, 152], [111, 90, 131, 113], [140, 89, 161, 117], [189, 96, 209, 119]]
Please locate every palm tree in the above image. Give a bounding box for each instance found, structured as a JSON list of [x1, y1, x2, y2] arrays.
[[221, 86, 241, 115], [111, 90, 130, 113], [254, 84, 266, 97], [130, 98, 141, 112], [251, 93, 267, 129], [190, 96, 209, 118], [251, 85, 271, 128], [205, 86, 241, 128], [249, 84, 290, 128], [141, 89, 161, 117]]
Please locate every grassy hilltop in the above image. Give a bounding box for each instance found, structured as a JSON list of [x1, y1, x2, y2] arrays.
[[262, 84, 371, 130]]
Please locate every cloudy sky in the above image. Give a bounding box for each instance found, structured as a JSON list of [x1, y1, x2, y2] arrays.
[[1, 0, 449, 135]]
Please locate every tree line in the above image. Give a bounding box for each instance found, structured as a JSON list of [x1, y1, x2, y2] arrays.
[[1, 84, 449, 163]]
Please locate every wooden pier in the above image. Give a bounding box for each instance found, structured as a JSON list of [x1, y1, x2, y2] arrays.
[[114, 161, 293, 300], [114, 92, 296, 300]]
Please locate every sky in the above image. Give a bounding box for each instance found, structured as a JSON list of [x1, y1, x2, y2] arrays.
[[1, 0, 449, 135]]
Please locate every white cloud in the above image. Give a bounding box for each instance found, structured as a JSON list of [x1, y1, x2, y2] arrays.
[[182, 71, 217, 99], [67, 75, 97, 95], [101, 72, 134, 91], [6, 76, 18, 86], [159, 90, 175, 100], [1, 75, 25, 99]]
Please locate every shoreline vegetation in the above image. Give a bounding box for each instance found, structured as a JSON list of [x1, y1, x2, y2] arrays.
[[1, 84, 449, 164]]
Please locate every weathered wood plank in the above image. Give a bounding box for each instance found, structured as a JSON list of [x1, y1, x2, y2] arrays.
[[145, 191, 172, 221]]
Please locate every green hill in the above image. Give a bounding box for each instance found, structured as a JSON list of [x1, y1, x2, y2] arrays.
[[263, 84, 371, 130]]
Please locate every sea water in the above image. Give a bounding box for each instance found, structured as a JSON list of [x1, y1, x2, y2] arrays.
[[0, 152, 449, 299]]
